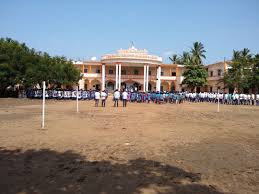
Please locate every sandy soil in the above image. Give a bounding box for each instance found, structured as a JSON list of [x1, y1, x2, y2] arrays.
[[0, 98, 258, 194]]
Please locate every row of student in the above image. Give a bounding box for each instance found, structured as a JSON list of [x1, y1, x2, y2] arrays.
[[26, 89, 183, 104], [26, 89, 104, 100], [92, 90, 184, 107], [93, 89, 128, 107], [26, 89, 259, 106], [185, 92, 259, 105]]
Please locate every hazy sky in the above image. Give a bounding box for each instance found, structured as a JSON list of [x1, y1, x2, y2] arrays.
[[1, 0, 259, 63]]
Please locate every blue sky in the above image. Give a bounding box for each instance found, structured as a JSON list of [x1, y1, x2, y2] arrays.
[[1, 0, 259, 63]]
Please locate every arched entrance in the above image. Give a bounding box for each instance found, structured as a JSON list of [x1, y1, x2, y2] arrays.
[[106, 81, 115, 91], [133, 82, 140, 91], [148, 81, 156, 92], [170, 82, 175, 92], [84, 79, 90, 90], [91, 80, 101, 91], [161, 81, 169, 92], [121, 82, 127, 90]]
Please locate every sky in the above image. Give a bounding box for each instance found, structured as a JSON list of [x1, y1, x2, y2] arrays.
[[1, 0, 259, 64]]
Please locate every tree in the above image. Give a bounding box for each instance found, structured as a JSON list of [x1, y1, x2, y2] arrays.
[[182, 60, 208, 92], [223, 48, 253, 93], [178, 42, 208, 91], [0, 37, 81, 96], [0, 63, 16, 95], [191, 42, 206, 65], [169, 54, 180, 64], [247, 54, 259, 94]]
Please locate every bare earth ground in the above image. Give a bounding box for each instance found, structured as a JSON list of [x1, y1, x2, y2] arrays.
[[0, 98, 258, 194]]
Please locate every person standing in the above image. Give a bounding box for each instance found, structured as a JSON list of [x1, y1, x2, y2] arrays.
[[122, 89, 128, 107], [94, 90, 100, 107], [101, 90, 107, 107], [113, 89, 120, 107]]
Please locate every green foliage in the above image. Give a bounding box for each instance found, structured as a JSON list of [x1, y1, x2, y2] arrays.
[[191, 42, 206, 65], [0, 37, 81, 95], [169, 54, 181, 64], [171, 42, 208, 90], [182, 64, 208, 90], [223, 48, 259, 93], [247, 54, 259, 92]]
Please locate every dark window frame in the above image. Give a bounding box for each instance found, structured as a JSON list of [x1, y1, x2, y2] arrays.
[[217, 69, 222, 76], [108, 69, 113, 74]]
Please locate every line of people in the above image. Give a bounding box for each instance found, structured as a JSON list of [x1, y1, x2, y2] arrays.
[[26, 89, 102, 100], [26, 89, 259, 106], [93, 89, 128, 107], [185, 92, 259, 106]]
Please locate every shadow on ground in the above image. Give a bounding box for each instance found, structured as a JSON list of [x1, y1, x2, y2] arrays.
[[0, 147, 225, 194]]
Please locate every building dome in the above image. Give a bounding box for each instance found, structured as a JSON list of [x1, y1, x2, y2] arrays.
[[101, 46, 162, 65]]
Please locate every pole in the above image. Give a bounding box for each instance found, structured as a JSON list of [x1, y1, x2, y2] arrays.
[[217, 89, 220, 112], [76, 86, 79, 113], [41, 81, 46, 129]]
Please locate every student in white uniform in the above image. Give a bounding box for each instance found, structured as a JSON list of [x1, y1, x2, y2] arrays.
[[113, 89, 120, 107], [94, 90, 100, 107], [122, 89, 128, 107], [101, 90, 107, 107]]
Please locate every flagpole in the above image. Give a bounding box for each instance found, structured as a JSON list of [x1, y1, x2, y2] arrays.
[[217, 89, 220, 112], [41, 81, 46, 129], [76, 86, 79, 113]]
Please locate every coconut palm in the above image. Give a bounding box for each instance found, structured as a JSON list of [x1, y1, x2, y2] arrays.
[[169, 54, 179, 64], [191, 42, 206, 65]]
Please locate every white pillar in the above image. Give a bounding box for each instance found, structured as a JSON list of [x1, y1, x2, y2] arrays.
[[76, 86, 79, 113], [158, 66, 161, 92], [41, 81, 46, 129], [143, 65, 146, 92], [118, 64, 121, 91], [115, 64, 118, 89], [156, 66, 161, 92], [102, 64, 105, 91], [146, 65, 149, 91]]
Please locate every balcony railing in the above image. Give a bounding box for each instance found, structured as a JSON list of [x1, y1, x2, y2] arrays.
[[207, 75, 223, 81], [106, 74, 156, 79]]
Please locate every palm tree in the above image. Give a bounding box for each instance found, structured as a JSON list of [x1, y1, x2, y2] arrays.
[[240, 48, 251, 59], [232, 50, 241, 60], [181, 51, 191, 65], [224, 49, 253, 93], [169, 54, 179, 64], [191, 42, 206, 65]]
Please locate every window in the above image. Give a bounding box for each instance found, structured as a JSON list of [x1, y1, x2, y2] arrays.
[[109, 69, 113, 74], [149, 70, 151, 76], [96, 69, 100, 73], [218, 69, 222, 76], [171, 72, 176, 76], [161, 71, 164, 76], [210, 71, 213, 77], [134, 69, 139, 75], [84, 68, 88, 73], [121, 70, 126, 75], [210, 87, 213, 92]]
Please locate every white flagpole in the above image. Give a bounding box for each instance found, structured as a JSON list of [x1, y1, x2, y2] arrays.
[[76, 86, 79, 113], [217, 89, 220, 113], [41, 81, 46, 129]]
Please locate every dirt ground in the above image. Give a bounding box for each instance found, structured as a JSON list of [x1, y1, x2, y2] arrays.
[[0, 98, 258, 194]]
